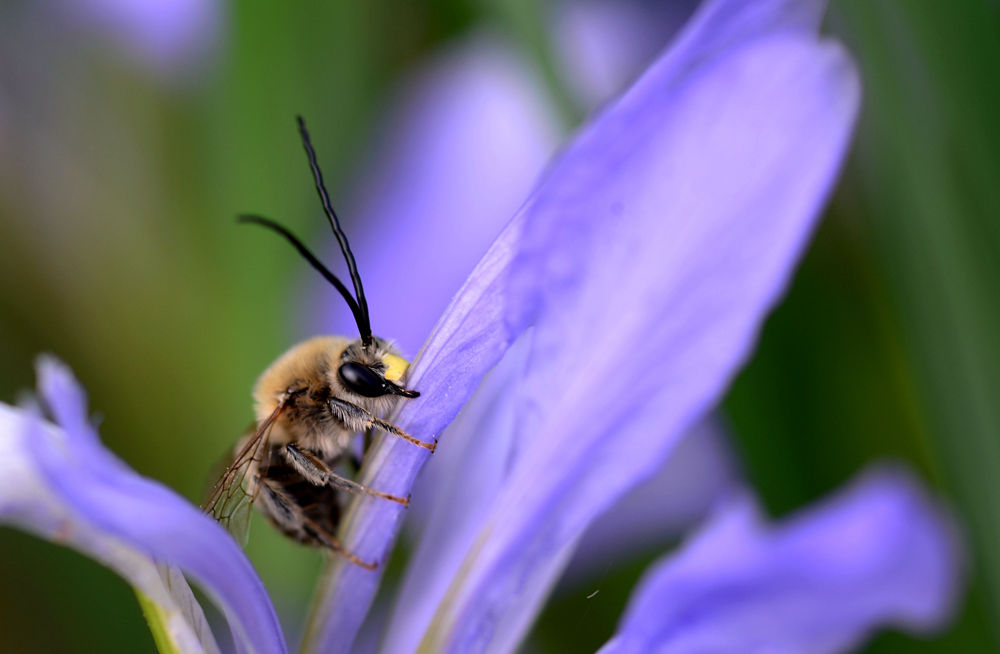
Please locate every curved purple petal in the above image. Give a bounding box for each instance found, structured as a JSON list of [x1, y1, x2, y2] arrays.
[[299, 41, 556, 641], [291, 42, 559, 653], [0, 403, 219, 654], [319, 30, 740, 650], [29, 357, 287, 654], [296, 51, 560, 653], [599, 467, 961, 654], [301, 210, 523, 654], [304, 0, 859, 651], [299, 43, 560, 651], [377, 336, 531, 654], [384, 396, 735, 653], [422, 2, 861, 652]]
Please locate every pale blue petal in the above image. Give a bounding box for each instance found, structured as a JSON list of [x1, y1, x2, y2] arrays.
[[301, 212, 525, 654], [301, 38, 561, 652], [391, 411, 736, 654], [29, 357, 287, 654], [303, 40, 561, 652], [599, 468, 961, 654], [0, 403, 219, 654], [378, 335, 532, 654], [305, 0, 859, 651], [386, 5, 737, 644], [425, 2, 862, 652]]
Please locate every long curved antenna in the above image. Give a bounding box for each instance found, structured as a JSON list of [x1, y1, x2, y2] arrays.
[[295, 115, 372, 345], [237, 215, 367, 332]]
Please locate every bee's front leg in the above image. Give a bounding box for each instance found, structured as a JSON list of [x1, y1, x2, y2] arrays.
[[281, 443, 409, 506], [328, 397, 436, 451]]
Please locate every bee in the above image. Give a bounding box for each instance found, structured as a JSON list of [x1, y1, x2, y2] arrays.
[[204, 116, 432, 570]]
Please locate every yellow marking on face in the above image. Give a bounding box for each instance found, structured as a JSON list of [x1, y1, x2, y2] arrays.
[[382, 353, 409, 382]]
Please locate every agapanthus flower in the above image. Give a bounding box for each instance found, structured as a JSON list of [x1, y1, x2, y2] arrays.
[[0, 1, 962, 653]]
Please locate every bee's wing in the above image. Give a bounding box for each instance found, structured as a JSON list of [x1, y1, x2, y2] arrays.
[[218, 478, 255, 548], [203, 403, 285, 546]]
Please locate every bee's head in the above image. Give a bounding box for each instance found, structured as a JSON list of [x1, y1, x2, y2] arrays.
[[336, 337, 420, 400], [240, 116, 421, 403]]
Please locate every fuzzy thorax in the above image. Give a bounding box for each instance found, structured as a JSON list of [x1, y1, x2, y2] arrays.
[[251, 335, 408, 455]]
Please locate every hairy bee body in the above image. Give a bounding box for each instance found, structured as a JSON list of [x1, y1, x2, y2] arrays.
[[243, 336, 404, 549], [252, 335, 400, 458], [252, 441, 347, 549], [208, 335, 422, 567], [205, 116, 428, 570]]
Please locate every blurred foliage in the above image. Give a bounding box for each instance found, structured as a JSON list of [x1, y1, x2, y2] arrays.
[[0, 1, 996, 652]]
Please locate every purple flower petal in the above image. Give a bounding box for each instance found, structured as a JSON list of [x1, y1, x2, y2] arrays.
[[423, 2, 861, 652], [305, 0, 859, 651], [306, 34, 561, 355], [304, 30, 736, 650], [28, 357, 287, 654], [301, 210, 524, 654], [598, 467, 961, 654], [0, 403, 219, 654], [300, 54, 555, 641], [384, 384, 735, 653], [378, 336, 531, 654]]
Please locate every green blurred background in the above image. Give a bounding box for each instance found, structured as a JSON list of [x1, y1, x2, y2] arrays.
[[0, 1, 997, 652]]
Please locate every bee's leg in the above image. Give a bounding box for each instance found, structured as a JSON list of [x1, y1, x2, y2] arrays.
[[328, 397, 436, 452], [256, 477, 377, 570], [282, 444, 409, 506], [278, 444, 328, 485]]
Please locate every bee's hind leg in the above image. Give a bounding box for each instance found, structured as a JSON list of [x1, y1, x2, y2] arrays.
[[281, 444, 410, 506], [255, 477, 377, 571]]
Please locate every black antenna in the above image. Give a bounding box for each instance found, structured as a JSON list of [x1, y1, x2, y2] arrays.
[[237, 215, 368, 334], [296, 115, 372, 345]]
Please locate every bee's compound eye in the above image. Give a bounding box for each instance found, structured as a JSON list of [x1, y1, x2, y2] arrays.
[[338, 362, 390, 398]]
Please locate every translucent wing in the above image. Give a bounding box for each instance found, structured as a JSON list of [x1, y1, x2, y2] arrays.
[[214, 472, 255, 547], [203, 403, 285, 546]]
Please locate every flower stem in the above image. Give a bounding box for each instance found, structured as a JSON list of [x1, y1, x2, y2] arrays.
[[134, 587, 186, 654]]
